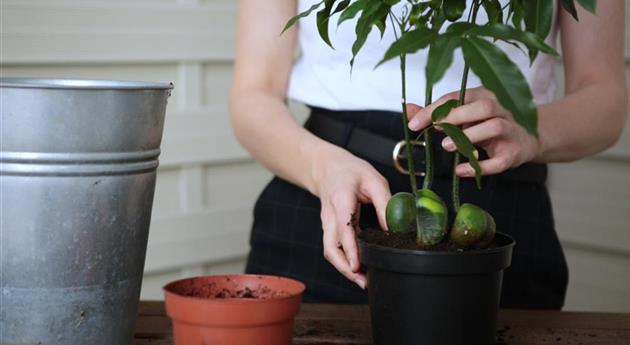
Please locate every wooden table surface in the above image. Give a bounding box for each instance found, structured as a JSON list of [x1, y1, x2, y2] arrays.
[[135, 301, 630, 345]]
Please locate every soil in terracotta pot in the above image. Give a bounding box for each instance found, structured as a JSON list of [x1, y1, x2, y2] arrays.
[[359, 228, 500, 251], [170, 277, 291, 300]]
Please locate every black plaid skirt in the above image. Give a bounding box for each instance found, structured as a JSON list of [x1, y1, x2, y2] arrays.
[[245, 107, 569, 309]]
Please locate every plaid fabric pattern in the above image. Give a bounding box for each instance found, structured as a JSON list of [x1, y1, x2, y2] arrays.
[[245, 107, 568, 309]]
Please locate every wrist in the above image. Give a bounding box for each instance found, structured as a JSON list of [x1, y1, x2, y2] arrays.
[[301, 134, 334, 197], [531, 121, 549, 164]]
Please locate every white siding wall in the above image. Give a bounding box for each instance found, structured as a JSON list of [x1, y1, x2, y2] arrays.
[[2, 0, 628, 310]]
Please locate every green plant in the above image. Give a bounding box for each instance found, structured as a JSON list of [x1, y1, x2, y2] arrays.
[[284, 0, 595, 249]]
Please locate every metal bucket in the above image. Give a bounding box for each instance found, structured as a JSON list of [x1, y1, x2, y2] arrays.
[[0, 78, 173, 345]]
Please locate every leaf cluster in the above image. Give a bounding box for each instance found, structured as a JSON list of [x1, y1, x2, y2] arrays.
[[284, 0, 595, 187]]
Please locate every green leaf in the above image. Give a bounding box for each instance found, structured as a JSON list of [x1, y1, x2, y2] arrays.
[[376, 27, 436, 67], [523, 0, 553, 61], [468, 23, 558, 56], [577, 0, 596, 13], [350, 2, 390, 68], [482, 0, 503, 24], [461, 36, 538, 136], [443, 0, 467, 22], [438, 123, 482, 188], [561, 0, 579, 20], [332, 0, 351, 15], [431, 99, 459, 123], [282, 1, 324, 34], [425, 34, 460, 91], [316, 0, 335, 48], [523, 0, 553, 39], [338, 0, 368, 26], [509, 0, 525, 29]]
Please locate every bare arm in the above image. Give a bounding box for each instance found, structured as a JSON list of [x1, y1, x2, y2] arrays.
[[230, 0, 321, 193], [537, 1, 628, 162], [230, 0, 391, 288]]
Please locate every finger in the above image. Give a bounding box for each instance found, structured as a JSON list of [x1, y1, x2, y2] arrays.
[[338, 209, 360, 273], [441, 118, 509, 152], [439, 98, 504, 127], [405, 103, 423, 120], [408, 93, 458, 131], [331, 194, 360, 272], [359, 174, 392, 231], [456, 155, 513, 177], [329, 192, 364, 276], [322, 223, 366, 288], [409, 87, 496, 131]]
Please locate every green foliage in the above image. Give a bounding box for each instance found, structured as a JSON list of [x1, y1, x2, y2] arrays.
[[350, 1, 391, 68], [282, 0, 595, 248], [461, 36, 538, 136], [482, 0, 503, 24], [282, 1, 323, 34], [431, 99, 458, 123], [562, 0, 597, 20], [443, 0, 466, 22], [576, 0, 597, 13], [377, 27, 437, 67], [425, 33, 461, 92], [317, 0, 336, 48], [438, 123, 482, 188], [523, 0, 553, 61]]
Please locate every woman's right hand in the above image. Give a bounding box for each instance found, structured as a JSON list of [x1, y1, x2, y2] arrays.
[[310, 144, 392, 289]]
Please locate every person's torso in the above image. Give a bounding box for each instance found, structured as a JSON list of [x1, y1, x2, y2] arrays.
[[288, 0, 560, 112]]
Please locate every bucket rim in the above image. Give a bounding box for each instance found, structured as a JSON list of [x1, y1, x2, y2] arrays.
[[0, 78, 173, 90]]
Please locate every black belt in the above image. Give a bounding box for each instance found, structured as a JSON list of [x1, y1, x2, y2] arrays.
[[304, 108, 547, 184]]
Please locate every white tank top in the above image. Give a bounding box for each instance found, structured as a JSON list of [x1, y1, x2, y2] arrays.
[[288, 0, 559, 112]]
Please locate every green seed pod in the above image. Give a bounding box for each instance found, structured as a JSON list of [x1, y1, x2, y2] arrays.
[[450, 203, 496, 249], [415, 189, 449, 246], [385, 192, 416, 233], [477, 211, 496, 248]]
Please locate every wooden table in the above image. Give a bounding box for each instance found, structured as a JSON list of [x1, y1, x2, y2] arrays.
[[135, 301, 630, 345]]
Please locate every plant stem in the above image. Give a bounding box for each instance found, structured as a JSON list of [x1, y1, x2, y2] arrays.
[[390, 13, 418, 195], [400, 53, 418, 194], [422, 87, 433, 190], [452, 0, 481, 212]]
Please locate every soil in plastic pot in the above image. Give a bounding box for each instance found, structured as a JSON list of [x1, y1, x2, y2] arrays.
[[359, 230, 514, 345]]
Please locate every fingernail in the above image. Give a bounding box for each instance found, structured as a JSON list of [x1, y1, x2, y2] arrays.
[[408, 117, 419, 131], [460, 166, 474, 177], [442, 138, 455, 151], [349, 258, 355, 269], [355, 277, 367, 289]]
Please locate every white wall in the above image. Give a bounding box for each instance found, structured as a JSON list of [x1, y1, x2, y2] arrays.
[[2, 0, 629, 311]]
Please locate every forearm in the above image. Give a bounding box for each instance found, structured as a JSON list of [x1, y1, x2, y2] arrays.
[[535, 80, 628, 163], [230, 90, 333, 195]]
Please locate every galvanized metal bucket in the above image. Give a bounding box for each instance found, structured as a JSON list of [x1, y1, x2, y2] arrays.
[[0, 78, 173, 345]]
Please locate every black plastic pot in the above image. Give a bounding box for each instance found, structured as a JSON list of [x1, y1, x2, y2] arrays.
[[359, 233, 515, 345]]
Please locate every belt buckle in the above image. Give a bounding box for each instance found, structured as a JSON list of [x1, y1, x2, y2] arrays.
[[392, 140, 426, 176]]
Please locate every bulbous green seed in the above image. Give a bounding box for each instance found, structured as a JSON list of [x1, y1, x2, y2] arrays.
[[385, 192, 416, 233], [416, 189, 448, 246], [450, 203, 496, 249], [477, 211, 496, 248]]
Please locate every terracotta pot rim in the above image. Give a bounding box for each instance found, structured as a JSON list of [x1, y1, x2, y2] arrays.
[[162, 274, 306, 304]]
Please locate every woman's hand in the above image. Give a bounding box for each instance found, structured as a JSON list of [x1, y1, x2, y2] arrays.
[[311, 144, 391, 289], [407, 87, 542, 177]]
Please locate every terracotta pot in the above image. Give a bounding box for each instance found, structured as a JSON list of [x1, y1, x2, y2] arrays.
[[163, 274, 305, 345]]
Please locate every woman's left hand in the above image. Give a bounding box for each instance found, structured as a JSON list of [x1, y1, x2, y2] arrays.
[[407, 87, 542, 177]]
